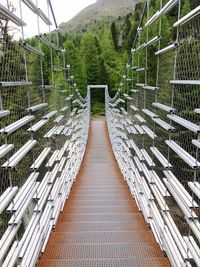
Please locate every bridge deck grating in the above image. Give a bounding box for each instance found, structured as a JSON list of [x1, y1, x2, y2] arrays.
[[37, 118, 170, 267]]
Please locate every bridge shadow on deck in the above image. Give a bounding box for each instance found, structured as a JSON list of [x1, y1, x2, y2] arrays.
[[37, 118, 170, 267]]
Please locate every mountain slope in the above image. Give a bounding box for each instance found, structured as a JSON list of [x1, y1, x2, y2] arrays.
[[59, 0, 139, 33]]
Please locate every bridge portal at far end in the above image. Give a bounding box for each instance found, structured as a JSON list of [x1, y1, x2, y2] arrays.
[[88, 85, 108, 116]]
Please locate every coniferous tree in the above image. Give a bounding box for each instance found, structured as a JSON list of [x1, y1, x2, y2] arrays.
[[80, 33, 101, 85], [111, 22, 118, 50], [64, 40, 87, 94], [121, 15, 132, 50]]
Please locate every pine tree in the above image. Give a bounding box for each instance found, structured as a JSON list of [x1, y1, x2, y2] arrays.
[[64, 40, 87, 94], [111, 22, 118, 50], [80, 33, 101, 85], [121, 15, 132, 50]]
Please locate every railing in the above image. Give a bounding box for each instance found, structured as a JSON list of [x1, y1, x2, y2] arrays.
[[106, 1, 200, 267], [0, 1, 90, 266], [0, 0, 200, 266]]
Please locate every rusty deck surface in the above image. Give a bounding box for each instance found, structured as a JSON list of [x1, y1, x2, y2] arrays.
[[37, 118, 170, 267]]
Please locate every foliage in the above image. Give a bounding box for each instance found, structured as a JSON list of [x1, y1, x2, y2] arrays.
[[111, 22, 118, 50], [26, 0, 197, 114]]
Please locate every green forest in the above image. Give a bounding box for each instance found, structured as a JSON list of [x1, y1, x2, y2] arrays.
[[0, 1, 200, 265], [26, 0, 198, 114]]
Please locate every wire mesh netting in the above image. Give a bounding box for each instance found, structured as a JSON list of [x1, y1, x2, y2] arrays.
[[0, 1, 91, 266], [1, 0, 200, 266], [106, 1, 200, 266]]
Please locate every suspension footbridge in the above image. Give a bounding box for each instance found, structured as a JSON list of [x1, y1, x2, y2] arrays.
[[0, 1, 200, 267], [37, 117, 170, 267]]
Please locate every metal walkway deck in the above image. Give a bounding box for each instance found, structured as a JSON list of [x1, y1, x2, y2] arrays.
[[37, 118, 170, 267]]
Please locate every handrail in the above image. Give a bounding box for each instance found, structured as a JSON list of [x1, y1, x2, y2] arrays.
[[0, 1, 91, 266], [105, 2, 200, 267], [0, 0, 199, 266]]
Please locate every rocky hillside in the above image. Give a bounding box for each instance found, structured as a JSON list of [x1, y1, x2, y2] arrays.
[[59, 0, 139, 33]]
